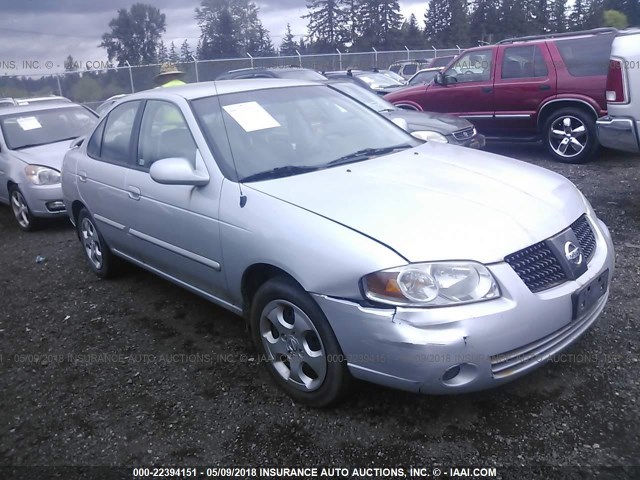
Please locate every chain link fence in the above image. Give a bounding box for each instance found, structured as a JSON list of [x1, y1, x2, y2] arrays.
[[0, 47, 464, 110]]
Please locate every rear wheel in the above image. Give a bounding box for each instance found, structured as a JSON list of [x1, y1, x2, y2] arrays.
[[543, 108, 598, 164], [250, 277, 351, 407], [77, 208, 119, 278], [9, 186, 38, 231]]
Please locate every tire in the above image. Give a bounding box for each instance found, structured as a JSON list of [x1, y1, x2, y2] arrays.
[[76, 208, 119, 278], [543, 107, 599, 164], [250, 277, 351, 407], [9, 186, 39, 232]]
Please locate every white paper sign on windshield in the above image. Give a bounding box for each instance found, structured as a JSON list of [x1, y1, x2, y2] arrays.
[[223, 101, 280, 132], [16, 117, 42, 131]]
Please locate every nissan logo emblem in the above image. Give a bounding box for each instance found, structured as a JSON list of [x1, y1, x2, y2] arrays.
[[564, 241, 583, 265]]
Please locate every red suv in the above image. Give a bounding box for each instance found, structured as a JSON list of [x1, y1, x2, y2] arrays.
[[385, 28, 616, 163]]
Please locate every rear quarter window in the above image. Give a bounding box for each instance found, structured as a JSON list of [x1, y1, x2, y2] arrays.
[[555, 34, 615, 77]]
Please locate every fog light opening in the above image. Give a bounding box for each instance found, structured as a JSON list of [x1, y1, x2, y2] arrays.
[[443, 364, 461, 381]]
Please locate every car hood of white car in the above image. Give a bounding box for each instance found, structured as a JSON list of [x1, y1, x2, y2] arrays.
[[10, 140, 73, 171], [247, 143, 587, 264]]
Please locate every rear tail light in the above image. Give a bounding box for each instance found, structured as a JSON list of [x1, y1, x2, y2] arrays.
[[606, 58, 628, 104]]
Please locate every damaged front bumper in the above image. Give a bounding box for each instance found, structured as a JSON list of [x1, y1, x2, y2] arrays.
[[312, 219, 615, 395]]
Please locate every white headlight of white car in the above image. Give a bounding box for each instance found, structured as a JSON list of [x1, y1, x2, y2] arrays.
[[363, 261, 500, 307], [24, 165, 61, 185], [411, 130, 448, 143]]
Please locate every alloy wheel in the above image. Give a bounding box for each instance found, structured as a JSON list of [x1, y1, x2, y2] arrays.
[[259, 299, 327, 392], [10, 190, 30, 229], [549, 115, 588, 159], [80, 217, 103, 270]]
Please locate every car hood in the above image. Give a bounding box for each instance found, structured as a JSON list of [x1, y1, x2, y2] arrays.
[[384, 84, 428, 102], [10, 140, 73, 171], [247, 144, 585, 264], [381, 110, 471, 134]]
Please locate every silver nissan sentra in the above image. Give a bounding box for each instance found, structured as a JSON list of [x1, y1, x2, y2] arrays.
[[61, 80, 614, 406]]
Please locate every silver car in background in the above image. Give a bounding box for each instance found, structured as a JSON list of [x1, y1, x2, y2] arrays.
[[0, 103, 97, 230], [62, 80, 614, 406]]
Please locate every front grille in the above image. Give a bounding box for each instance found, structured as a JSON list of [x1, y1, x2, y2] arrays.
[[505, 214, 597, 293], [452, 126, 476, 141], [571, 215, 596, 263], [505, 242, 567, 293]]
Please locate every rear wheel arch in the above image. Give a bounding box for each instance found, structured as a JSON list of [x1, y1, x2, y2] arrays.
[[71, 200, 86, 225], [537, 100, 597, 130]]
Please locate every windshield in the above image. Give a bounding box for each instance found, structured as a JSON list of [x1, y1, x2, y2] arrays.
[[431, 56, 456, 68], [192, 85, 418, 181], [355, 72, 403, 89], [409, 70, 439, 86], [277, 69, 327, 81], [328, 82, 395, 112], [0, 106, 97, 150]]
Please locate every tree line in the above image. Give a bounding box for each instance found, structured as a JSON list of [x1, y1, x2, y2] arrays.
[[95, 0, 638, 66]]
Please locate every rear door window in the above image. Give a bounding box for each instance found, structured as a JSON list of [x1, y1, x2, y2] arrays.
[[501, 45, 548, 79], [402, 64, 417, 76]]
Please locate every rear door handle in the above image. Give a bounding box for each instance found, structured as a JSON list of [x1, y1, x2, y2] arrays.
[[481, 87, 492, 93], [78, 171, 87, 182], [127, 186, 141, 201], [539, 84, 551, 91]]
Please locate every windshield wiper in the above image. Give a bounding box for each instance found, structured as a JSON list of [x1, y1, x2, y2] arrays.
[[325, 144, 412, 168], [241, 165, 320, 182]]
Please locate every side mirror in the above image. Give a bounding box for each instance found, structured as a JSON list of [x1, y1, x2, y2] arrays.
[[434, 73, 444, 85], [391, 117, 409, 131], [150, 157, 210, 186]]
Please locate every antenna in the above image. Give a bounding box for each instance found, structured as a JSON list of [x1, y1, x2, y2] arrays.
[[211, 80, 246, 207]]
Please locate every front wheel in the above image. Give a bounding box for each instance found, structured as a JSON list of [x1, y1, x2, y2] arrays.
[[9, 186, 38, 231], [543, 108, 598, 164], [250, 277, 351, 407]]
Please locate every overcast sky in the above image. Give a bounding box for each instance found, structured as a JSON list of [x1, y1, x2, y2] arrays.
[[0, 0, 426, 76]]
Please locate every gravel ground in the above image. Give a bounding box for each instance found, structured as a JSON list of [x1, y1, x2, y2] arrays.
[[1, 142, 639, 477]]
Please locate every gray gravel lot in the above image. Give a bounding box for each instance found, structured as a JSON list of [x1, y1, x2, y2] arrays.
[[0, 142, 639, 477]]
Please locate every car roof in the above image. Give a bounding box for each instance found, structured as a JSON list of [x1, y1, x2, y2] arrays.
[[124, 79, 319, 102], [224, 66, 309, 74], [0, 101, 84, 116]]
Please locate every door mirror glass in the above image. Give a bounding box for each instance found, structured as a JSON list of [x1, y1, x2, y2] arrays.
[[434, 72, 444, 85], [150, 157, 210, 186]]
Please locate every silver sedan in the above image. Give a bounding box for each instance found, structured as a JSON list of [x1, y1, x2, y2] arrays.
[[0, 103, 97, 230], [61, 80, 614, 406]]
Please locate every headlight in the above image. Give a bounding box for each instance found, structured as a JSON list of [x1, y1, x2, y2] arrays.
[[411, 130, 448, 143], [24, 165, 61, 185], [362, 261, 500, 307]]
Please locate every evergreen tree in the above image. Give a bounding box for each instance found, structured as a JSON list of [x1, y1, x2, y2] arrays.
[[169, 41, 180, 63], [401, 13, 423, 49], [569, 0, 590, 30], [498, 0, 530, 39], [280, 24, 298, 56], [180, 39, 193, 62], [469, 0, 501, 45], [303, 0, 349, 52], [358, 0, 403, 49], [548, 0, 568, 32], [157, 40, 168, 63], [424, 0, 469, 47]]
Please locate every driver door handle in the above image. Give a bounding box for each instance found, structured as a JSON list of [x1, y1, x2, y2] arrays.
[[78, 171, 87, 182], [127, 186, 141, 201], [481, 87, 493, 93]]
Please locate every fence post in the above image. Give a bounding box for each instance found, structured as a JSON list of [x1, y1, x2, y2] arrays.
[[456, 45, 461, 54], [190, 55, 200, 83], [404, 46, 410, 60], [372, 47, 378, 68], [246, 52, 254, 68], [295, 49, 302, 67], [336, 49, 342, 70], [56, 75, 62, 97], [432, 46, 437, 59], [124, 60, 134, 93]]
